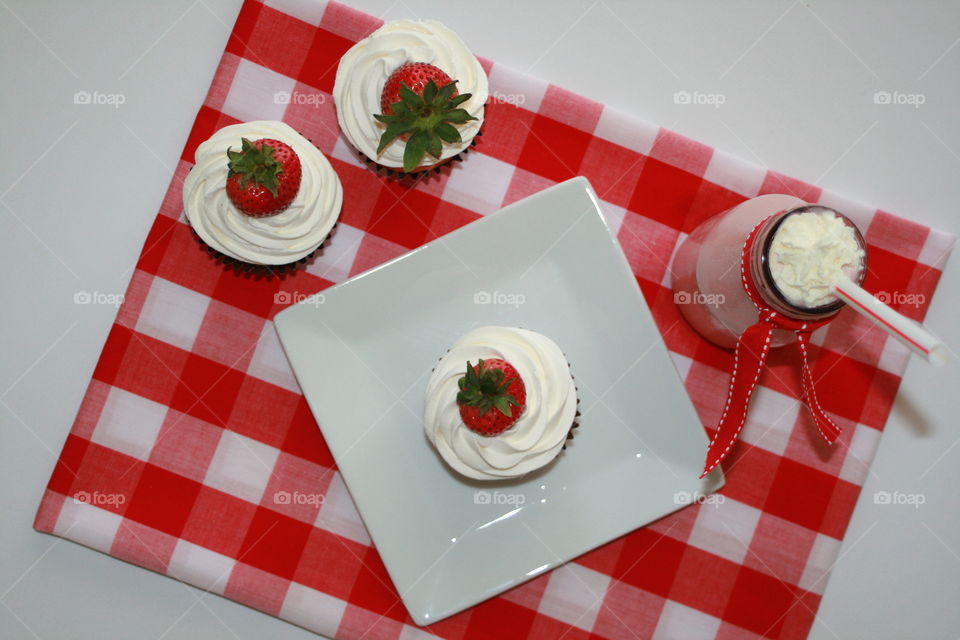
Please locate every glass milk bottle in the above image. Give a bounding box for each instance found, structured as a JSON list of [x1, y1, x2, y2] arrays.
[[671, 195, 867, 349]]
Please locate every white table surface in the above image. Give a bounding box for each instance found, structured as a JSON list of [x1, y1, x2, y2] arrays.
[[2, 1, 958, 638]]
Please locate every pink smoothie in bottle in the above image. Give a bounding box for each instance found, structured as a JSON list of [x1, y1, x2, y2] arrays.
[[671, 195, 866, 349]]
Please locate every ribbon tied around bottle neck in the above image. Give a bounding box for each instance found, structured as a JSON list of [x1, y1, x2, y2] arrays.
[[700, 215, 841, 478]]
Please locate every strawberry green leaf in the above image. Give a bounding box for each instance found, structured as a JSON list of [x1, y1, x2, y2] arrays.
[[444, 109, 476, 124], [422, 79, 438, 103], [403, 130, 430, 173], [377, 121, 412, 154], [435, 122, 461, 144]]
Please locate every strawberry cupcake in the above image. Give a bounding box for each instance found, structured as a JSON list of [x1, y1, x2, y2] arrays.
[[183, 120, 342, 272], [425, 327, 579, 481], [333, 19, 488, 176]]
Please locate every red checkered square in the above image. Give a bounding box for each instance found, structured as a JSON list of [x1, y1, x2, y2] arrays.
[[300, 25, 356, 93], [227, 376, 302, 448], [668, 546, 739, 619], [463, 598, 538, 640], [722, 566, 801, 637], [595, 582, 666, 639], [111, 331, 188, 407], [242, 5, 316, 80], [294, 527, 366, 601], [124, 464, 203, 537], [169, 353, 247, 427], [238, 507, 313, 577], [151, 224, 224, 300], [368, 187, 440, 249], [517, 114, 590, 183], [763, 458, 837, 532], [613, 528, 686, 598], [630, 157, 705, 231], [181, 486, 259, 557]]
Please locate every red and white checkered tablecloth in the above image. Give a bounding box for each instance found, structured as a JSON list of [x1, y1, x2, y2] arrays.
[[34, 1, 955, 638]]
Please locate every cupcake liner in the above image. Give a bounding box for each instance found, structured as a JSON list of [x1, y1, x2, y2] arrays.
[[190, 223, 338, 279], [357, 129, 484, 182]]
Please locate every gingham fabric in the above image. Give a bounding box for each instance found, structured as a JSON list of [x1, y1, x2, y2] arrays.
[[34, 1, 955, 638]]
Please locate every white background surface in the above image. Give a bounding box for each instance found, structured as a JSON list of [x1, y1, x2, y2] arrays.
[[1, 1, 957, 639]]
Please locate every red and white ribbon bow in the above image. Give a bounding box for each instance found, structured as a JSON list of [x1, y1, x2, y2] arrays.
[[700, 215, 841, 478]]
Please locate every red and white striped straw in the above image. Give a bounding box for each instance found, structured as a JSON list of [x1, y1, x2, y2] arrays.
[[833, 280, 948, 366]]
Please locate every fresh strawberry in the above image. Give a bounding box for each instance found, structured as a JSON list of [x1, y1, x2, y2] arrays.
[[225, 137, 301, 217], [456, 359, 526, 436], [374, 62, 476, 172]]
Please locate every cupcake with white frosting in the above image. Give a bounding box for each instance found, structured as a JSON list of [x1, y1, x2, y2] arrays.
[[183, 120, 342, 272], [333, 19, 488, 176], [425, 326, 579, 481]]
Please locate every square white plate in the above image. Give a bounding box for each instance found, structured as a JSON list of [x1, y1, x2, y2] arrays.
[[274, 177, 722, 625]]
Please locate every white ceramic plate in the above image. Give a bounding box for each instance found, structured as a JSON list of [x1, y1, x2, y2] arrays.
[[274, 177, 723, 625]]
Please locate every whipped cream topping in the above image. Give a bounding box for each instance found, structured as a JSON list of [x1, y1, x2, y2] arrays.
[[769, 211, 865, 308], [183, 121, 342, 265], [425, 327, 577, 481], [333, 19, 488, 169]]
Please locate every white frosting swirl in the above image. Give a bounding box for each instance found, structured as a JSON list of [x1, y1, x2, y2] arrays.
[[425, 327, 577, 481], [333, 19, 488, 169], [183, 121, 342, 265]]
